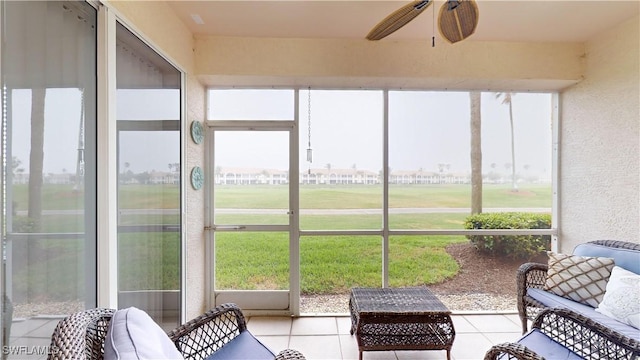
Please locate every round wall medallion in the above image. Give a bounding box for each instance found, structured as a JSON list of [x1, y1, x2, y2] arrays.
[[190, 120, 204, 144], [190, 166, 204, 190]]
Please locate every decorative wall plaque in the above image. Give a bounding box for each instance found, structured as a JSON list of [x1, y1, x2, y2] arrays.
[[190, 120, 204, 145], [190, 166, 204, 190]]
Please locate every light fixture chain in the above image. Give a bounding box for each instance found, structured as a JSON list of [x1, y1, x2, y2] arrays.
[[306, 87, 313, 176], [307, 87, 312, 149]]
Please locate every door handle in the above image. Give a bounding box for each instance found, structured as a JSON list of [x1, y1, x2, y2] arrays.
[[205, 225, 247, 231]]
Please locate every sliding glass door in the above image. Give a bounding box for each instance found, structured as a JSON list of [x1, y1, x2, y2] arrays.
[[1, 0, 97, 355], [116, 23, 182, 329]]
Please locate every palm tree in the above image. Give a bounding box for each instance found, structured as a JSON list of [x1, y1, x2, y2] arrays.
[[496, 92, 518, 191], [470, 91, 482, 214], [28, 87, 46, 231]]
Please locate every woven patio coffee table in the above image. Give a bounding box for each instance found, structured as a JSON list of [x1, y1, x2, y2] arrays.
[[349, 286, 456, 360]]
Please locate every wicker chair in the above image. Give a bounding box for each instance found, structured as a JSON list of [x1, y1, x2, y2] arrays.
[[484, 307, 640, 360], [48, 303, 305, 360]]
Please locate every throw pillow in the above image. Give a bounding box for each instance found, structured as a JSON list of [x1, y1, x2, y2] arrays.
[[104, 307, 184, 360], [544, 252, 614, 308], [596, 266, 640, 329]]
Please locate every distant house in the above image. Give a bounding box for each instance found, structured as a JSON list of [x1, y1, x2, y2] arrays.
[[301, 168, 378, 185], [149, 171, 179, 184], [216, 167, 289, 185], [389, 170, 469, 184]]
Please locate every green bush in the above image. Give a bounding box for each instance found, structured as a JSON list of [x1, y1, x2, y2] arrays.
[[464, 212, 551, 259]]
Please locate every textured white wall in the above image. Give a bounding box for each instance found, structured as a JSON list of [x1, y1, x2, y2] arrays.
[[184, 76, 207, 318], [559, 15, 640, 252]]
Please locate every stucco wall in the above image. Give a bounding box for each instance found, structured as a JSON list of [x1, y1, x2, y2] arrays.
[[184, 75, 207, 319], [106, 1, 207, 319], [559, 15, 640, 252]]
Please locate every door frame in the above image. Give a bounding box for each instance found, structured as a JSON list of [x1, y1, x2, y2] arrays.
[[205, 92, 300, 315]]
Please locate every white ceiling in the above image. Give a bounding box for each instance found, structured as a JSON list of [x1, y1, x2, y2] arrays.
[[168, 0, 640, 43]]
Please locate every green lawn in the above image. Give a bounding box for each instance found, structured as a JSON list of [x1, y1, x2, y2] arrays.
[[215, 233, 466, 294], [9, 183, 551, 300]]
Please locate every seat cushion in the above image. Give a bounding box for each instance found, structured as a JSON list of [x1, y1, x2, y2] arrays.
[[205, 331, 275, 360], [528, 288, 640, 341], [104, 307, 184, 360], [515, 329, 582, 360], [573, 242, 640, 275]]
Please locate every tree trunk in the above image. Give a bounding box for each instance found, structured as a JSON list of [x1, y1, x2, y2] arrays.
[[508, 101, 518, 191], [28, 87, 45, 231], [470, 91, 482, 214]]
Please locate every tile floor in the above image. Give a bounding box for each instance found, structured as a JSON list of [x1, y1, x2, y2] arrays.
[[6, 312, 524, 360], [247, 312, 523, 360]]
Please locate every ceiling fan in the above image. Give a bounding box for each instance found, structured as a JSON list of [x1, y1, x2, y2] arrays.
[[366, 0, 479, 44]]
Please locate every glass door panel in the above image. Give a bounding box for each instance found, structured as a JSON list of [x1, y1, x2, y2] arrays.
[[298, 90, 383, 230], [2, 1, 97, 354], [116, 22, 181, 329], [215, 232, 289, 290], [212, 130, 292, 311], [214, 131, 289, 225]]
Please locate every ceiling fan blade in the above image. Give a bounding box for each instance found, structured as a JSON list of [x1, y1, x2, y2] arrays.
[[438, 0, 479, 43], [367, 0, 433, 41]]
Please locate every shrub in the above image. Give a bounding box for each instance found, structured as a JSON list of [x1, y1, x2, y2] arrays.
[[464, 212, 551, 259]]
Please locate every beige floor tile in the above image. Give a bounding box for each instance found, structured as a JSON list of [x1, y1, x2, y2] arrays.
[[481, 332, 521, 345], [17, 319, 58, 339], [450, 333, 493, 360], [462, 314, 521, 333], [336, 316, 353, 335], [248, 316, 292, 335], [8, 319, 54, 338], [289, 335, 343, 359], [292, 317, 338, 335], [450, 315, 476, 333], [338, 334, 360, 360], [503, 313, 524, 330], [396, 349, 450, 359], [503, 313, 521, 324], [255, 335, 291, 354], [4, 337, 53, 360], [358, 351, 399, 360]]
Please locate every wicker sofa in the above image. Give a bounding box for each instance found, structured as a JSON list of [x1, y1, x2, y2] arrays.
[[47, 303, 305, 360], [485, 307, 640, 359], [485, 239, 640, 359], [484, 239, 640, 359], [517, 240, 640, 335]]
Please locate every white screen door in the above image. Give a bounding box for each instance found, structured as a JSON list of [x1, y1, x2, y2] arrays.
[[208, 123, 299, 313]]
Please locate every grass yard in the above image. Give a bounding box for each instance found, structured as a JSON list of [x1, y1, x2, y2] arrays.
[[9, 182, 551, 301], [215, 233, 466, 294]]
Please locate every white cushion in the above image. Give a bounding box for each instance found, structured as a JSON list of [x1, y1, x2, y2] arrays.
[[596, 266, 640, 329], [104, 307, 184, 360]]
